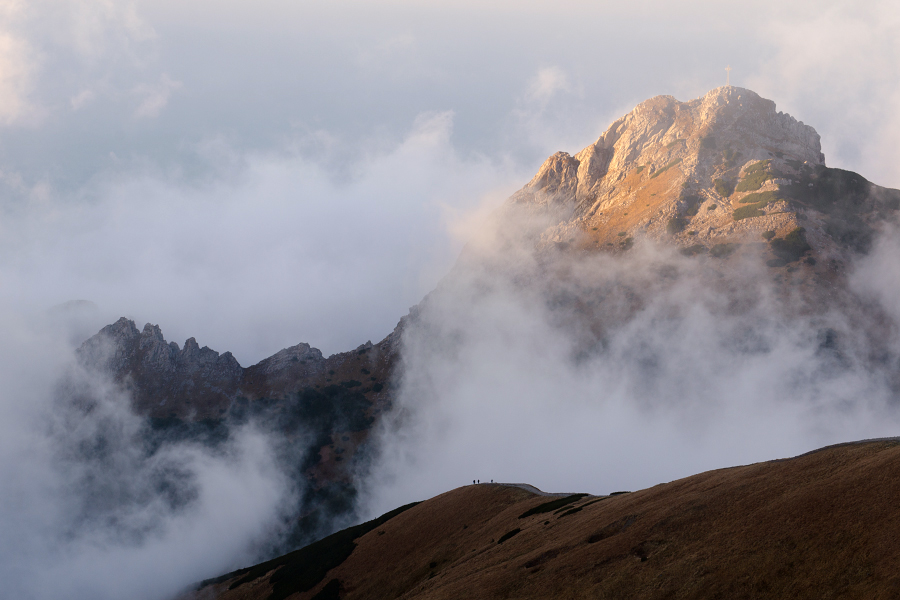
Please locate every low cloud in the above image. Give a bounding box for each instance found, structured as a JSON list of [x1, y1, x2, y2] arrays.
[[0, 111, 522, 364], [362, 206, 900, 516], [0, 308, 293, 600], [133, 73, 181, 118], [0, 2, 36, 125], [749, 0, 900, 187], [526, 66, 570, 105]]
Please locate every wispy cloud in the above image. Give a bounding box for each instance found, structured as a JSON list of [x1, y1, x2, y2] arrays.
[[0, 1, 37, 124], [133, 73, 181, 118]]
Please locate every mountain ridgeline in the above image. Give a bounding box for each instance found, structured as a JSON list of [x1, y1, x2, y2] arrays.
[[71, 315, 403, 550], [70, 86, 900, 562]]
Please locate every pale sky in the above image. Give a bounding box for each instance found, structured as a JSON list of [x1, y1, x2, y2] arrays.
[[0, 0, 897, 362]]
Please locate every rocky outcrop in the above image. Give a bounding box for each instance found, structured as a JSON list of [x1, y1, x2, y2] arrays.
[[77, 317, 243, 417], [506, 86, 899, 285], [77, 318, 396, 422], [74, 315, 402, 548]]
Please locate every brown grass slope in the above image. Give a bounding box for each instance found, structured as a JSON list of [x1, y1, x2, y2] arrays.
[[187, 439, 900, 600]]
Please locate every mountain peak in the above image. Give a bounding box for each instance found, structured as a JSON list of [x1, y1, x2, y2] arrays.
[[510, 88, 898, 273]]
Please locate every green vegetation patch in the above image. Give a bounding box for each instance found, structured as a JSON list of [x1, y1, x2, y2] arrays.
[[558, 506, 583, 518], [722, 149, 743, 168], [667, 216, 687, 235], [733, 204, 766, 220], [778, 166, 885, 253], [733, 190, 782, 221], [617, 231, 627, 236], [735, 160, 774, 192], [762, 230, 776, 240], [682, 194, 702, 217], [714, 178, 734, 197], [497, 528, 522, 544], [216, 501, 420, 600], [650, 158, 682, 179], [769, 227, 811, 263], [744, 159, 771, 175], [710, 243, 740, 258], [665, 138, 685, 149], [635, 165, 645, 174], [518, 494, 588, 519], [738, 190, 781, 205], [621, 237, 634, 251]]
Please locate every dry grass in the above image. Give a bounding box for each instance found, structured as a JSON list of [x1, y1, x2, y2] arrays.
[[583, 165, 682, 248], [189, 440, 900, 600]]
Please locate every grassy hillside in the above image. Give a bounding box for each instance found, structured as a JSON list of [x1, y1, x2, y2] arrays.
[[185, 439, 900, 600]]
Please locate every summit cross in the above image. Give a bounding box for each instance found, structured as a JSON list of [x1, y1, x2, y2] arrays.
[[726, 65, 732, 86]]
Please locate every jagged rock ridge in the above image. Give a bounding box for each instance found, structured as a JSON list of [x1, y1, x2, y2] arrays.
[[74, 316, 401, 549], [77, 317, 393, 421]]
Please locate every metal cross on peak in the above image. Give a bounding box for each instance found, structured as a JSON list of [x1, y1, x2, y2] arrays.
[[726, 65, 732, 86]]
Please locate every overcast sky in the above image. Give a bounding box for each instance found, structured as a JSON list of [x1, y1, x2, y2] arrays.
[[1, 0, 898, 363]]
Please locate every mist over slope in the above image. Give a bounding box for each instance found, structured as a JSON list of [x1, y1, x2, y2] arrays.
[[4, 87, 900, 600], [362, 87, 900, 515]]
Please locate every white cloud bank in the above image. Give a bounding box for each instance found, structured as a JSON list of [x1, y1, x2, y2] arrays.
[[362, 209, 900, 517], [0, 309, 292, 600], [0, 111, 523, 364]]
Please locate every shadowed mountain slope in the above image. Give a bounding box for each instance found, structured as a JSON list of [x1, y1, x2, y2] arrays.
[[185, 439, 900, 600]]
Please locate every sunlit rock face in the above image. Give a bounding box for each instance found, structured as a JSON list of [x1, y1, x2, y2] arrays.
[[512, 87, 898, 277]]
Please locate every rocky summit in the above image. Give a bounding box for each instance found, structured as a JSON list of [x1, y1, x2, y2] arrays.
[[516, 86, 898, 272]]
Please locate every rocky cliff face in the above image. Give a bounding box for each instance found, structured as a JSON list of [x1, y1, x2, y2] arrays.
[[78, 318, 244, 417], [77, 318, 395, 421], [513, 87, 899, 278], [74, 316, 402, 551]]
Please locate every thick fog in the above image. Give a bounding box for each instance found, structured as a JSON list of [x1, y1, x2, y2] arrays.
[[0, 309, 295, 600], [0, 0, 898, 599], [362, 209, 900, 516], [0, 111, 518, 363]]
